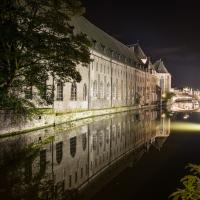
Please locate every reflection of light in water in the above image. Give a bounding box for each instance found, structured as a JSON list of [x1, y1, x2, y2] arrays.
[[183, 114, 189, 119], [161, 113, 166, 118], [171, 122, 200, 132]]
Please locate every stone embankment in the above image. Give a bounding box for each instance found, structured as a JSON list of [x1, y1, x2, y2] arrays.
[[0, 105, 157, 137]]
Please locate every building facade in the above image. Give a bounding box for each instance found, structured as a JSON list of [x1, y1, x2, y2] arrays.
[[23, 17, 171, 112], [52, 17, 163, 112]]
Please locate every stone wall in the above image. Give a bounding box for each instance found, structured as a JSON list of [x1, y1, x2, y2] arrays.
[[0, 105, 157, 136]]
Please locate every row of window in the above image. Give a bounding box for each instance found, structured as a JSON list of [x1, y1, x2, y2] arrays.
[[56, 80, 137, 102], [55, 135, 87, 164], [56, 82, 87, 101]]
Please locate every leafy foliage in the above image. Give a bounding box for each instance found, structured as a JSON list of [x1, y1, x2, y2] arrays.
[[0, 0, 91, 117], [170, 164, 200, 200]]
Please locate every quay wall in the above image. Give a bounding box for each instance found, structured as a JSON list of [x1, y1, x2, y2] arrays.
[[0, 105, 157, 137]]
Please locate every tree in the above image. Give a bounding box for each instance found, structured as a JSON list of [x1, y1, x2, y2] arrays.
[[0, 0, 91, 116], [170, 164, 200, 200]]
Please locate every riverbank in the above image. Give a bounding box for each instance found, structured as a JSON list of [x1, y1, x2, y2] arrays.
[[0, 104, 158, 137]]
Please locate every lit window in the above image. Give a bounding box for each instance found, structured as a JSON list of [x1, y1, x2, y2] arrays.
[[71, 82, 77, 101], [56, 81, 63, 101]]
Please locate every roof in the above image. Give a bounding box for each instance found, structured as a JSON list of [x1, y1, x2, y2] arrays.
[[153, 59, 169, 73], [129, 43, 147, 62], [129, 44, 156, 71], [70, 16, 138, 66]]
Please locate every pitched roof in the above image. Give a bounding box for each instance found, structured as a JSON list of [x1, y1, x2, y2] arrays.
[[153, 59, 169, 73], [129, 43, 147, 62], [70, 16, 138, 66]]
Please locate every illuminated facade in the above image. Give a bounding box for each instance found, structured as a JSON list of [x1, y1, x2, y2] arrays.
[[52, 17, 163, 112]]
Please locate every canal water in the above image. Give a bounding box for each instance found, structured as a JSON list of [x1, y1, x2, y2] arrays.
[[1, 109, 200, 200]]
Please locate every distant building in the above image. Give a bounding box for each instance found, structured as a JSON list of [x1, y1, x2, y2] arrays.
[[153, 59, 171, 97]]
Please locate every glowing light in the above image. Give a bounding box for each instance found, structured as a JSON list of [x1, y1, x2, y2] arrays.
[[171, 122, 200, 132], [141, 58, 147, 64], [161, 113, 166, 118], [183, 114, 189, 119]]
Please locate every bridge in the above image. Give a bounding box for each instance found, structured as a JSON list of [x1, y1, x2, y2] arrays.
[[170, 93, 200, 112]]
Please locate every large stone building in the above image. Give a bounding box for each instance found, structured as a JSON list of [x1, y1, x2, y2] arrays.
[[51, 17, 167, 112], [0, 17, 172, 135]]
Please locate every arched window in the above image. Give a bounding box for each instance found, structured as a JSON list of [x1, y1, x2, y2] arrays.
[[104, 76, 107, 99], [83, 83, 87, 101], [71, 82, 77, 101], [98, 74, 100, 98], [112, 84, 116, 99], [121, 80, 123, 100], [107, 82, 110, 99], [116, 79, 118, 100], [70, 137, 77, 157], [56, 142, 63, 164], [93, 135, 97, 151], [82, 133, 87, 151], [93, 80, 97, 97], [56, 81, 63, 101], [100, 81, 103, 98], [129, 84, 131, 99]]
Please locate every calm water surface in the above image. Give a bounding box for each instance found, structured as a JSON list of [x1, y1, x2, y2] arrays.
[[1, 110, 200, 200]]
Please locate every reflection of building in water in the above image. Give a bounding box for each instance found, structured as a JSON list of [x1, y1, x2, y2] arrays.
[[154, 114, 170, 151], [0, 110, 171, 199]]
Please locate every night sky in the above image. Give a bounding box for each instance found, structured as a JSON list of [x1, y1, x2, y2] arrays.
[[82, 0, 200, 88]]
